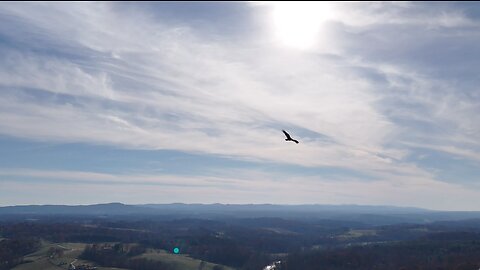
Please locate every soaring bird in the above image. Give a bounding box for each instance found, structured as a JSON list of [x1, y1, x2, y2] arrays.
[[282, 130, 299, 144]]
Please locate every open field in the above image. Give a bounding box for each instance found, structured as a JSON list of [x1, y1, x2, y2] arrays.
[[11, 241, 232, 270], [12, 241, 126, 270], [337, 229, 377, 240], [136, 249, 234, 270]]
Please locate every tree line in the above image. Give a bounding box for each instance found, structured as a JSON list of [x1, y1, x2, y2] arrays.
[[0, 237, 40, 270]]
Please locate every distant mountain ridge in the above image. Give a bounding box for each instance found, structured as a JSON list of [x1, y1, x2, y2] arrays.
[[0, 202, 151, 215], [1, 203, 480, 226], [141, 203, 430, 214], [0, 202, 429, 215]]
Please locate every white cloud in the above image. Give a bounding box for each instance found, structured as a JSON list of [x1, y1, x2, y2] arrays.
[[0, 2, 480, 208], [0, 3, 396, 167]]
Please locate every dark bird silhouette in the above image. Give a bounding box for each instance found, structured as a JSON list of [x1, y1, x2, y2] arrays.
[[282, 130, 299, 144]]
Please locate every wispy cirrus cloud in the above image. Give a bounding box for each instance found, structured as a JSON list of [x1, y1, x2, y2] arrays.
[[0, 2, 395, 166], [0, 2, 480, 208]]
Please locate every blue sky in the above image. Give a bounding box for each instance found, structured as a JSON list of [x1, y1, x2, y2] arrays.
[[0, 2, 480, 210]]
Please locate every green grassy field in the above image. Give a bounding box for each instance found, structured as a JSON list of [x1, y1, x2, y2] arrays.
[[12, 241, 233, 270], [337, 229, 377, 240], [137, 249, 234, 270], [12, 241, 126, 270]]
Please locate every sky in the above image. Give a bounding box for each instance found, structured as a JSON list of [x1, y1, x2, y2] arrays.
[[0, 2, 480, 210]]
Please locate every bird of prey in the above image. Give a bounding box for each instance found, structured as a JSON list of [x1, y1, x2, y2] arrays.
[[282, 130, 299, 144]]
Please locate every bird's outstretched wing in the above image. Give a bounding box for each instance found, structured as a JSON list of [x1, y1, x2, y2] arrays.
[[282, 130, 292, 140]]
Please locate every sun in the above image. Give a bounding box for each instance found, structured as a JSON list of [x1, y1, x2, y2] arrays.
[[272, 2, 336, 49]]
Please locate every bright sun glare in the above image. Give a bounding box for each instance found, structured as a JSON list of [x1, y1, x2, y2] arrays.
[[272, 2, 335, 49]]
